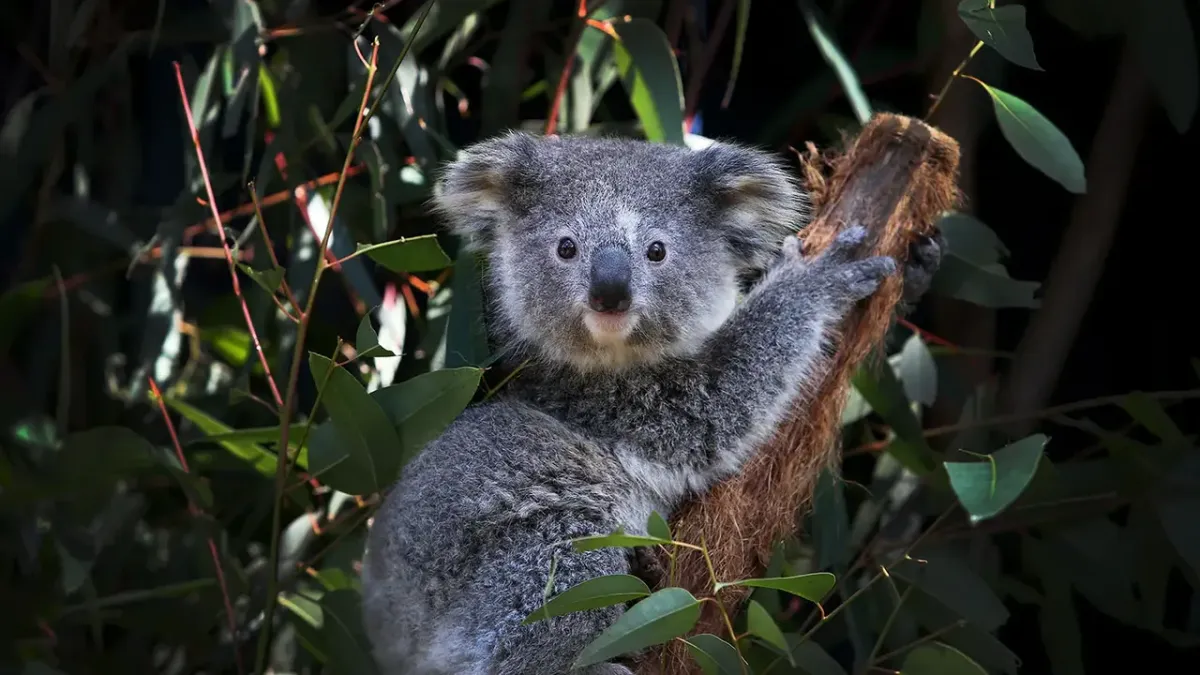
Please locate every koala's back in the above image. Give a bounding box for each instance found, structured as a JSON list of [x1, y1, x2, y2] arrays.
[[362, 398, 641, 674]]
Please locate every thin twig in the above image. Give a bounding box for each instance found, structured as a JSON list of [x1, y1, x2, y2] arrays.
[[258, 1, 434, 664], [923, 40, 983, 121], [544, 0, 591, 136], [172, 63, 285, 409], [148, 377, 244, 675]]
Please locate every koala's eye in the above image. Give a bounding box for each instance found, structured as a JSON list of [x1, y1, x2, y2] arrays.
[[557, 237, 578, 260], [646, 241, 667, 262]]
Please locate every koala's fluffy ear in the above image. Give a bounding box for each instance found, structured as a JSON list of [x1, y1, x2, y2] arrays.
[[431, 131, 543, 252], [692, 142, 807, 271]]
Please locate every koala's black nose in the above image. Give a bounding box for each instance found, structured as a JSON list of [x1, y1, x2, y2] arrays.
[[588, 246, 632, 313]]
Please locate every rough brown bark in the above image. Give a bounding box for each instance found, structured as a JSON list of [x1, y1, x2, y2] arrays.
[[635, 113, 961, 675]]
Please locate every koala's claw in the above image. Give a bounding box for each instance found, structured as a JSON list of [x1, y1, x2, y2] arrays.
[[900, 229, 945, 308], [823, 224, 871, 263], [836, 255, 897, 302]]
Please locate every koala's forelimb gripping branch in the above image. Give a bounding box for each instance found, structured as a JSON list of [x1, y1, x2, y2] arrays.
[[642, 113, 962, 675]]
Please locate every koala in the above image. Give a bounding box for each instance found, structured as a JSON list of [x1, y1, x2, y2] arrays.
[[361, 132, 938, 675]]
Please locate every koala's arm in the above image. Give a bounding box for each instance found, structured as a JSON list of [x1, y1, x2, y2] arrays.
[[674, 227, 895, 482]]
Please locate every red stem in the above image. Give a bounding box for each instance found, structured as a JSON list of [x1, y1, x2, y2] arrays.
[[171, 62, 285, 408], [147, 377, 244, 675]]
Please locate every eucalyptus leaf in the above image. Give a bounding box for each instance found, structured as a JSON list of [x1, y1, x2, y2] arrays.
[[355, 313, 397, 359], [714, 572, 835, 602], [572, 587, 702, 668], [307, 354, 403, 495], [944, 434, 1048, 523], [957, 0, 1042, 70], [972, 80, 1086, 194], [901, 642, 987, 674], [682, 633, 746, 675], [746, 600, 792, 664], [358, 235, 452, 273], [523, 574, 650, 624], [571, 533, 675, 552], [611, 19, 685, 144]]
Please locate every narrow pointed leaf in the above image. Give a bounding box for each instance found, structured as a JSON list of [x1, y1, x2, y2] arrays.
[[746, 600, 792, 663], [646, 511, 672, 541], [522, 574, 650, 624], [799, 0, 872, 125], [714, 572, 835, 602], [307, 354, 403, 495], [612, 18, 685, 144], [571, 533, 675, 552], [237, 263, 285, 297], [355, 313, 397, 359], [358, 235, 451, 273], [901, 642, 987, 674], [972, 80, 1086, 193], [370, 367, 482, 463], [572, 587, 702, 668], [683, 633, 746, 675], [720, 0, 752, 107]]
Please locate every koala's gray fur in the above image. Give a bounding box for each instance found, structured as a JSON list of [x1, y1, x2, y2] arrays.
[[361, 132, 911, 675]]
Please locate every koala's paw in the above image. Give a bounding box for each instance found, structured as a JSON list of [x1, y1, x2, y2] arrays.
[[899, 229, 945, 310], [628, 547, 666, 589], [808, 224, 897, 303]]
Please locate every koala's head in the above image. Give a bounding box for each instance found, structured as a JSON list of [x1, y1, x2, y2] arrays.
[[432, 132, 806, 373]]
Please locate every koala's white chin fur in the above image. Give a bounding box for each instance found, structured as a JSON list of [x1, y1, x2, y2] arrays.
[[583, 310, 638, 343]]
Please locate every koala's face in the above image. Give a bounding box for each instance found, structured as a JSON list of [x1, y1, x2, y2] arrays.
[[433, 133, 805, 373]]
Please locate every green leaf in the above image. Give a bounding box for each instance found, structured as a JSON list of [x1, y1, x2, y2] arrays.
[[197, 423, 307, 449], [937, 212, 1010, 266], [682, 633, 746, 675], [358, 235, 451, 273], [370, 367, 482, 464], [944, 434, 1048, 523], [646, 511, 672, 541], [1120, 392, 1185, 445], [445, 252, 491, 368], [851, 362, 937, 475], [901, 643, 987, 674], [788, 639, 847, 675], [355, 313, 397, 359], [905, 589, 1020, 674], [799, 0, 872, 125], [892, 546, 1010, 631], [932, 254, 1042, 309], [522, 574, 651, 624], [898, 334, 937, 406], [971, 80, 1086, 194], [307, 354, 403, 495], [571, 532, 675, 552], [720, 0, 752, 107], [1130, 0, 1197, 133], [612, 18, 685, 144], [572, 587, 702, 668], [746, 600, 792, 664], [957, 0, 1042, 70], [162, 396, 291, 473], [1022, 537, 1085, 675], [320, 589, 380, 675], [811, 468, 850, 570], [238, 262, 285, 297], [714, 572, 835, 602]]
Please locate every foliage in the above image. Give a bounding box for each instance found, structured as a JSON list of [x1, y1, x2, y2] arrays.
[[1, 0, 1197, 674]]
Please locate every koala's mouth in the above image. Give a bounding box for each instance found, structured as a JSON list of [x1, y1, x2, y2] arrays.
[[582, 309, 638, 344]]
